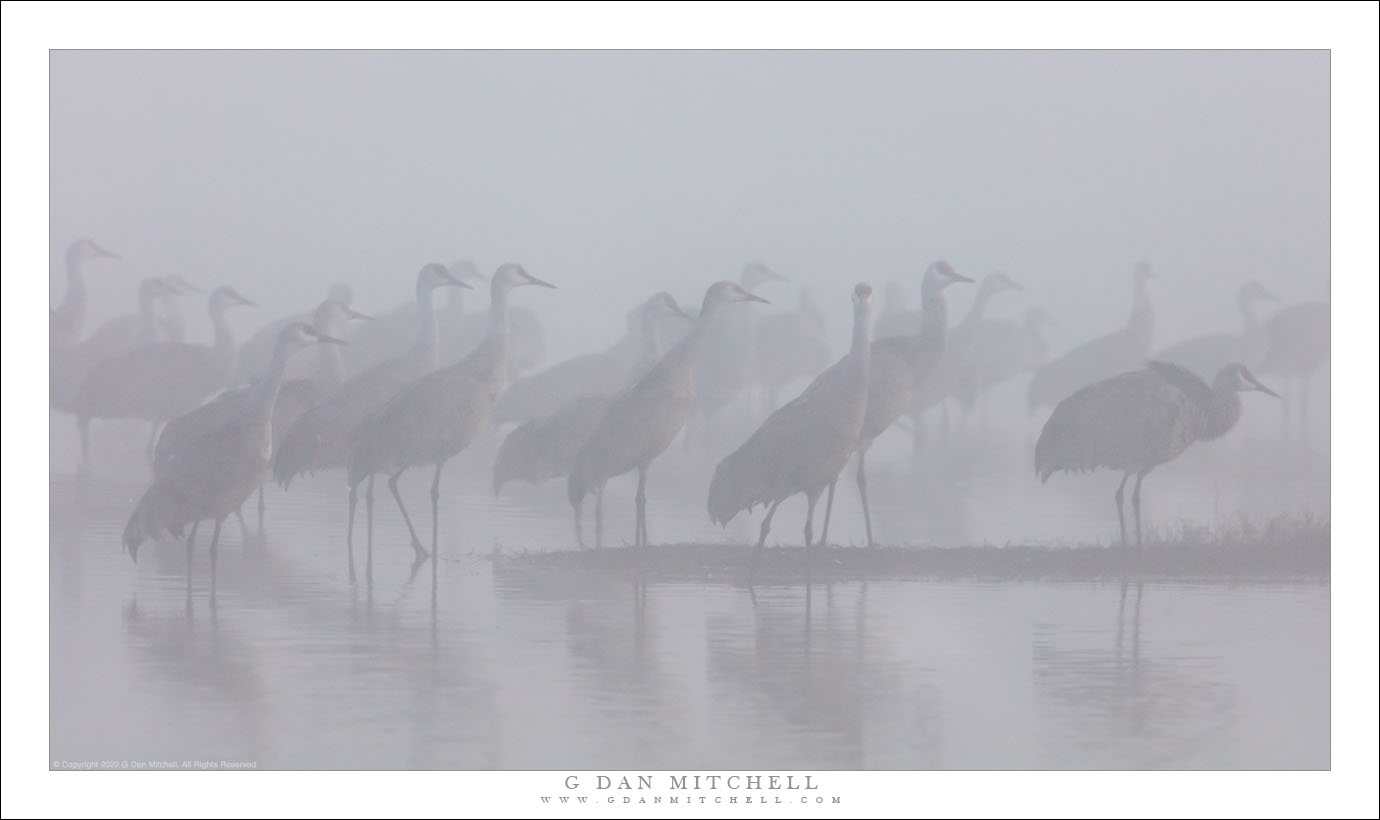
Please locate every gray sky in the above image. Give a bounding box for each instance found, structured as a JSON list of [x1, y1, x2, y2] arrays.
[[50, 49, 1328, 357]]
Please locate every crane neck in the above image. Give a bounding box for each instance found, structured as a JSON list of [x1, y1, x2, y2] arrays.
[[1126, 274, 1153, 347], [908, 274, 950, 362], [316, 332, 346, 392], [637, 308, 670, 372], [54, 244, 89, 333], [455, 282, 514, 388], [137, 283, 163, 345], [413, 284, 441, 368], [1197, 371, 1243, 442], [245, 338, 295, 426], [209, 300, 237, 360]]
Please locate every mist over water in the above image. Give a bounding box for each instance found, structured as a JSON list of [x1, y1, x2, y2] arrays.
[[47, 49, 1329, 773]]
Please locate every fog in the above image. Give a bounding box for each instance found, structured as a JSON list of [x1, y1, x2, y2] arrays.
[[42, 48, 1335, 786]]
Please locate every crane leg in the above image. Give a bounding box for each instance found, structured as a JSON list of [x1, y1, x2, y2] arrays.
[[234, 506, 250, 544], [256, 483, 266, 535], [856, 450, 875, 547], [595, 485, 604, 549], [572, 497, 585, 549], [209, 517, 223, 607], [347, 483, 359, 583], [804, 488, 819, 547], [365, 475, 375, 586], [185, 521, 200, 599], [819, 479, 837, 547], [635, 465, 648, 548], [388, 469, 427, 559], [79, 418, 91, 471], [750, 498, 785, 583], [1114, 473, 1129, 547], [1132, 472, 1146, 548], [430, 460, 444, 602]]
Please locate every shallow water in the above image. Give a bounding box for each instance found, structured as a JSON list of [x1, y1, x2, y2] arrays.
[[49, 436, 1329, 770]]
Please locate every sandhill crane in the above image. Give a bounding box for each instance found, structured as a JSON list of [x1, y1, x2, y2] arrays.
[[818, 261, 973, 546], [123, 322, 343, 602], [347, 264, 554, 585], [51, 276, 182, 410], [708, 283, 874, 565], [1027, 262, 1155, 415], [754, 289, 832, 410], [50, 238, 119, 348], [950, 307, 1054, 418], [1256, 300, 1329, 438], [344, 260, 487, 373], [234, 282, 356, 386], [492, 299, 653, 427], [493, 292, 692, 544], [447, 284, 548, 377], [905, 271, 1022, 440], [274, 264, 467, 581], [70, 285, 255, 467], [1155, 281, 1274, 379], [154, 299, 371, 530], [1035, 360, 1278, 546], [568, 280, 768, 548], [691, 262, 787, 450], [155, 275, 203, 343]]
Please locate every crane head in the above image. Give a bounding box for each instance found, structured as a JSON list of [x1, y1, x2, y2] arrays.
[[741, 261, 787, 291], [1230, 365, 1280, 398], [985, 271, 1024, 294], [70, 238, 120, 262], [420, 262, 473, 291], [282, 321, 345, 351], [701, 280, 769, 315], [646, 291, 693, 322], [210, 286, 256, 312], [852, 282, 874, 309], [492, 263, 556, 292], [1134, 261, 1155, 283], [929, 261, 973, 288]]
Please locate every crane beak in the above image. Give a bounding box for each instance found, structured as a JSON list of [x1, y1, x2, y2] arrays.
[[743, 292, 770, 305], [313, 331, 347, 346], [1244, 370, 1280, 398], [345, 306, 374, 321], [763, 266, 789, 283], [950, 272, 976, 284], [672, 305, 695, 321], [524, 274, 557, 289], [94, 243, 120, 260], [174, 277, 204, 294], [443, 269, 475, 289]]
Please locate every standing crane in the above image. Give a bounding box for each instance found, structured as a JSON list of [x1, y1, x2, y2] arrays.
[[1027, 262, 1155, 415], [690, 262, 787, 452], [1256, 300, 1329, 441], [122, 322, 344, 602], [274, 263, 468, 581], [818, 261, 973, 546], [753, 289, 832, 411], [708, 282, 875, 567], [494, 292, 692, 546], [70, 285, 255, 467], [568, 280, 768, 549], [154, 299, 371, 532], [51, 276, 182, 410], [234, 282, 356, 386], [1155, 281, 1274, 379], [50, 238, 119, 348], [1035, 360, 1278, 546], [347, 264, 555, 586], [904, 271, 1022, 445]]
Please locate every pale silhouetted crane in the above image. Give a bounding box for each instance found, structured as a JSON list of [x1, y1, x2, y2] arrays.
[[1257, 300, 1329, 439], [155, 299, 371, 532], [950, 307, 1055, 419], [344, 260, 487, 373], [123, 322, 343, 602], [753, 289, 832, 410], [50, 238, 119, 348], [52, 276, 182, 411], [274, 263, 467, 581], [1035, 360, 1278, 545], [569, 281, 767, 548], [1027, 262, 1155, 415], [819, 261, 973, 546], [494, 292, 691, 546], [347, 264, 554, 586], [691, 262, 787, 451], [70, 286, 255, 467], [1156, 281, 1274, 379], [905, 271, 1022, 444], [234, 282, 355, 386], [708, 283, 874, 567]]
